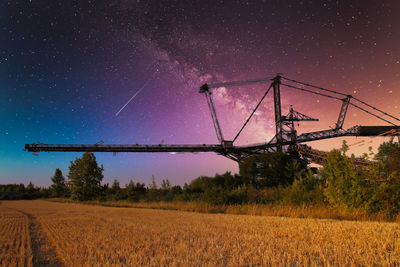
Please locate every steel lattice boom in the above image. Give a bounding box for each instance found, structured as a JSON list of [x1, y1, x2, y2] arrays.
[[25, 74, 400, 165]]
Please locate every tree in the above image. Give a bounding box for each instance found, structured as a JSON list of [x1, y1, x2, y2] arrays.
[[50, 168, 68, 197], [109, 179, 125, 200], [321, 148, 369, 210], [111, 179, 120, 191], [126, 180, 146, 202], [283, 170, 324, 205], [149, 175, 157, 190], [369, 141, 400, 216], [170, 185, 183, 198], [161, 179, 171, 190], [26, 181, 35, 194], [25, 182, 39, 199], [375, 141, 400, 176], [146, 176, 160, 201], [68, 152, 104, 201], [239, 152, 305, 188], [321, 141, 400, 217]]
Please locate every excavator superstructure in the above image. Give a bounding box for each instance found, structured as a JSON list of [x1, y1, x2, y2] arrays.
[[25, 74, 400, 166]]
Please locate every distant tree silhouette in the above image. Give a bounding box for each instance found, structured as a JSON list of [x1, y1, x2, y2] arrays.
[[161, 179, 171, 190], [26, 181, 35, 193], [50, 168, 68, 197], [68, 152, 104, 201], [110, 179, 120, 194]]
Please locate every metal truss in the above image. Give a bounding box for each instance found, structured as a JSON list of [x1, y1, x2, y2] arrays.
[[25, 74, 400, 166]]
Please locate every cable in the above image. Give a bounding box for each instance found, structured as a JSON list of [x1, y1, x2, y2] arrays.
[[352, 97, 400, 122], [233, 83, 273, 143], [281, 83, 343, 101], [283, 76, 400, 123], [349, 102, 396, 126], [282, 76, 349, 97], [283, 83, 397, 126]]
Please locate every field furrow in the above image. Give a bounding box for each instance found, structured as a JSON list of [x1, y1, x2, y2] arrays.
[[1, 200, 400, 266], [0, 206, 32, 267]]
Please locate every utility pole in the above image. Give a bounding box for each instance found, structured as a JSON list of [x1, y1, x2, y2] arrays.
[[273, 74, 283, 152]]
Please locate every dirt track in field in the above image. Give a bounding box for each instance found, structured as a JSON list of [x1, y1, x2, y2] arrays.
[[17, 210, 62, 267]]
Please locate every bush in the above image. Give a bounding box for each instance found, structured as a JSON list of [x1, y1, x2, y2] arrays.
[[374, 175, 400, 217], [321, 148, 369, 210], [227, 185, 250, 204], [282, 170, 324, 205], [320, 141, 400, 218]]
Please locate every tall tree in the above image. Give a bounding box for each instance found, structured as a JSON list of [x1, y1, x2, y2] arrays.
[[50, 168, 67, 197], [68, 152, 104, 201]]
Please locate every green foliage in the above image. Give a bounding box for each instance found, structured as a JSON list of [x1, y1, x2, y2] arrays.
[[321, 148, 368, 209], [239, 153, 306, 188], [373, 174, 400, 216], [12, 140, 400, 220], [321, 141, 400, 218], [170, 185, 183, 196], [126, 180, 146, 202], [184, 171, 286, 205], [341, 140, 349, 155], [50, 168, 68, 197], [367, 142, 400, 216], [282, 170, 324, 205], [202, 186, 229, 205], [108, 179, 125, 201], [184, 172, 243, 204], [68, 152, 104, 201], [161, 179, 171, 190], [226, 184, 260, 204], [145, 178, 183, 202], [26, 181, 35, 193], [227, 185, 249, 204], [0, 183, 45, 200], [188, 172, 242, 192], [375, 141, 400, 175]]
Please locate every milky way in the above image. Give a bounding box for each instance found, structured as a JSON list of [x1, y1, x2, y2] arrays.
[[1, 1, 400, 186]]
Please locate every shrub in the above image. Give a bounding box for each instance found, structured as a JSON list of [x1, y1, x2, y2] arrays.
[[282, 170, 324, 205]]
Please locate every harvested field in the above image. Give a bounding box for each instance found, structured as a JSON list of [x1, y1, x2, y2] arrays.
[[0, 206, 32, 267], [1, 200, 400, 266]]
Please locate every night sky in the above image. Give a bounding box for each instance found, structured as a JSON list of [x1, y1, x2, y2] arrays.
[[1, 1, 400, 187]]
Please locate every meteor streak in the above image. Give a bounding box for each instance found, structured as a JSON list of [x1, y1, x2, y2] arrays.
[[115, 79, 150, 117]]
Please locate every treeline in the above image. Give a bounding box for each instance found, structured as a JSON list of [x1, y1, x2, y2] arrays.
[[2, 141, 400, 219], [0, 182, 50, 200]]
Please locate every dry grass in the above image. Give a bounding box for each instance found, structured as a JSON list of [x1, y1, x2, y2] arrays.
[[2, 199, 400, 266], [0, 205, 32, 267], [53, 199, 392, 222]]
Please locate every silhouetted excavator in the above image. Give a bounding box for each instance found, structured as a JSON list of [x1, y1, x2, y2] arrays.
[[25, 74, 400, 166]]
